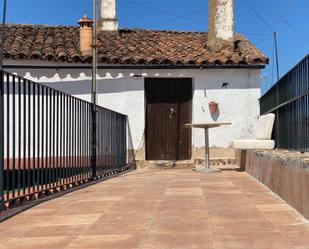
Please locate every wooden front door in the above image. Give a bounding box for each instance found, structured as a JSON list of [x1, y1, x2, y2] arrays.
[[145, 78, 192, 160]]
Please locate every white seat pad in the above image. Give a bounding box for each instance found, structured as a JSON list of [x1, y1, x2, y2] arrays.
[[232, 139, 275, 150]]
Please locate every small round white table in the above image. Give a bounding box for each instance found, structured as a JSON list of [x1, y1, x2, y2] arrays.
[[184, 122, 232, 173]]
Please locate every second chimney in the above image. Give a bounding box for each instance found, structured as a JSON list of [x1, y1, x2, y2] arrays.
[[98, 0, 118, 31], [78, 15, 93, 55], [207, 0, 234, 51]]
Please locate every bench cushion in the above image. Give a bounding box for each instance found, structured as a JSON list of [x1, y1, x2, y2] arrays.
[[256, 113, 275, 140], [232, 139, 275, 150]]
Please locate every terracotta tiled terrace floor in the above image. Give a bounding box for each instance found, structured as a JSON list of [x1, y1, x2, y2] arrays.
[[0, 169, 309, 249]]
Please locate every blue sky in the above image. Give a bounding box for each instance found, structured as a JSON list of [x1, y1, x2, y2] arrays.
[[1, 0, 309, 93]]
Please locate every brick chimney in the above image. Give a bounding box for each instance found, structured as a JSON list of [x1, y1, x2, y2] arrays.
[[78, 15, 93, 55], [98, 0, 118, 31], [207, 0, 234, 51]]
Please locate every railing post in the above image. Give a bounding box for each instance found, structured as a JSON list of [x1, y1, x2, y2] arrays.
[[0, 71, 5, 211], [91, 0, 97, 180], [91, 103, 97, 180]]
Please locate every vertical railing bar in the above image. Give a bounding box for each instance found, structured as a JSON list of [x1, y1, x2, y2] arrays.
[[109, 111, 112, 171], [87, 103, 89, 179], [32, 83, 36, 193], [54, 91, 58, 187], [17, 77, 21, 197], [74, 99, 76, 182], [76, 99, 78, 181], [56, 91, 59, 187], [12, 75, 16, 199], [37, 84, 41, 192], [112, 112, 115, 171], [48, 87, 52, 190], [68, 96, 72, 184], [65, 94, 67, 185], [71, 97, 74, 184], [41, 85, 44, 192], [81, 100, 83, 181], [78, 99, 81, 181], [72, 97, 76, 183], [103, 110, 106, 173], [50, 89, 53, 188], [51, 89, 54, 188], [112, 112, 114, 171], [87, 104, 89, 179], [81, 101, 84, 180], [27, 79, 31, 196], [108, 111, 111, 172], [106, 111, 108, 172], [75, 98, 78, 182], [35, 84, 42, 191], [0, 71, 5, 210], [107, 111, 110, 172], [45, 87, 48, 191], [65, 94, 68, 185], [22, 78, 26, 196], [100, 109, 102, 174], [109, 111, 111, 172], [63, 93, 66, 185], [100, 109, 103, 175], [48, 89, 53, 189], [59, 92, 63, 186], [118, 114, 120, 168], [106, 111, 108, 171], [89, 104, 91, 177], [86, 104, 91, 179], [84, 103, 86, 180], [97, 109, 100, 176], [103, 110, 105, 174], [83, 102, 86, 180]]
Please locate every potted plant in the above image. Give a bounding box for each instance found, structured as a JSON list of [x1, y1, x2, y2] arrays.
[[209, 101, 219, 114]]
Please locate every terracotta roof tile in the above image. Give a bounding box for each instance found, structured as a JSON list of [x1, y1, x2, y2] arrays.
[[1, 24, 268, 65]]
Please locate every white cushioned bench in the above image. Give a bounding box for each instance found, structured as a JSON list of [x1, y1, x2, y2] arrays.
[[232, 113, 275, 169]]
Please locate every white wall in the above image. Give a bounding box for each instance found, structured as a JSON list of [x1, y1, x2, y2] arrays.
[[5, 60, 261, 152]]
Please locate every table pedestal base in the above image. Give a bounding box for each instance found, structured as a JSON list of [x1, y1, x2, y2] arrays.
[[193, 166, 222, 173]]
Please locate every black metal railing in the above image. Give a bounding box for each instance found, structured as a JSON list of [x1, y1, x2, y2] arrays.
[[0, 70, 127, 210], [260, 54, 309, 151]]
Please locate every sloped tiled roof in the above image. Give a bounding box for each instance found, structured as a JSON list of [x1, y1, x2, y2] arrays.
[[2, 24, 268, 65]]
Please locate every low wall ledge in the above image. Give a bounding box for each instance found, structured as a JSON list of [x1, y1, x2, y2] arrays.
[[250, 149, 309, 170]]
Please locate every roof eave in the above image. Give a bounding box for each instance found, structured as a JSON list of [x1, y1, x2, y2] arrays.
[[3, 63, 266, 70]]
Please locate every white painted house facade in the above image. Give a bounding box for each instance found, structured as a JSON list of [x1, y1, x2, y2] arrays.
[[2, 0, 268, 163]]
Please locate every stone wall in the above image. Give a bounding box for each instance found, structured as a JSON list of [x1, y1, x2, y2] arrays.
[[245, 150, 309, 219]]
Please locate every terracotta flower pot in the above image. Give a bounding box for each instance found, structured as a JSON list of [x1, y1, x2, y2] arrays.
[[209, 101, 219, 114]]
